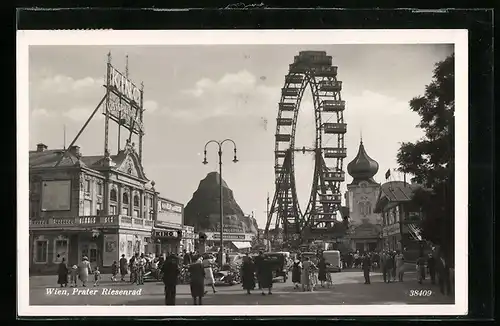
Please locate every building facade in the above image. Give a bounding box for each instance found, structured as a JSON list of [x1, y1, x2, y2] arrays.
[[29, 142, 184, 274], [374, 181, 424, 259], [344, 140, 383, 252]]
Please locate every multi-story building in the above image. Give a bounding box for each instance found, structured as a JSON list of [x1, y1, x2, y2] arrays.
[[344, 140, 383, 252], [374, 180, 424, 258], [29, 141, 185, 274]]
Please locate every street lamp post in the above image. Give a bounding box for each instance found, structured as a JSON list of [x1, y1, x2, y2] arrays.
[[203, 139, 238, 266]]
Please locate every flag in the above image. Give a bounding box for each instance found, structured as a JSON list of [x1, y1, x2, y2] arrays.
[[385, 169, 391, 180]]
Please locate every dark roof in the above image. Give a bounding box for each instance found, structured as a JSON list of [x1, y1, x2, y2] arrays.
[[380, 181, 417, 202], [374, 181, 423, 213]]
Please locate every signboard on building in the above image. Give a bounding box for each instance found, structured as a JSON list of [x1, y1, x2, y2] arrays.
[[103, 234, 118, 266], [157, 199, 183, 225], [154, 229, 181, 239], [204, 232, 253, 242], [41, 180, 71, 211]]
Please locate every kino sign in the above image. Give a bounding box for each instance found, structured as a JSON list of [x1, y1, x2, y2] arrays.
[[109, 65, 141, 104]]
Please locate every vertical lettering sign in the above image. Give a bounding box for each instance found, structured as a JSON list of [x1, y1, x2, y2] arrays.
[[109, 65, 141, 104]]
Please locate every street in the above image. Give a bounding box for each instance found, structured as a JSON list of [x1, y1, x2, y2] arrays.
[[29, 269, 454, 306]]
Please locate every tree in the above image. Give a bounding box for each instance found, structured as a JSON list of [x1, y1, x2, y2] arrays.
[[396, 54, 455, 266]]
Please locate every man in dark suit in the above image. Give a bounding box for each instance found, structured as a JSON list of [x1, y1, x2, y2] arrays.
[[162, 254, 180, 305]]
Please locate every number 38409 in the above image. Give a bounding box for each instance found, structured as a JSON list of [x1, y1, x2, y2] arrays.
[[409, 289, 433, 297]]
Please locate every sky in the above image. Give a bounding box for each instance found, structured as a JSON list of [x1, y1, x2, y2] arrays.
[[28, 44, 454, 228]]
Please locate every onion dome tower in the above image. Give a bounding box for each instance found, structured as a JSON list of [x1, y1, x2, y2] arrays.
[[347, 140, 379, 185]]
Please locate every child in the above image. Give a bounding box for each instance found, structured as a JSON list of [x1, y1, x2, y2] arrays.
[[70, 265, 78, 287], [111, 261, 118, 282], [93, 266, 101, 287]]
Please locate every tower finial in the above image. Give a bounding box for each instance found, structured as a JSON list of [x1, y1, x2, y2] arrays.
[[125, 54, 129, 78], [360, 128, 363, 144], [107, 51, 112, 64]]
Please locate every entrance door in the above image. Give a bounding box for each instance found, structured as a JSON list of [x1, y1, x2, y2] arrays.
[[80, 242, 98, 264]]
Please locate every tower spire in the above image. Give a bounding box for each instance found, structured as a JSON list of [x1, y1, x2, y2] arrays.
[[360, 128, 363, 144]]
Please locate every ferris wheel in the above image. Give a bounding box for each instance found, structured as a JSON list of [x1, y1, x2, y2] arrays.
[[264, 51, 348, 245]]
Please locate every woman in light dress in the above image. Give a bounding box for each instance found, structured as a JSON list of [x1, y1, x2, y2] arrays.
[[301, 257, 315, 292], [202, 257, 217, 294], [78, 256, 92, 287]]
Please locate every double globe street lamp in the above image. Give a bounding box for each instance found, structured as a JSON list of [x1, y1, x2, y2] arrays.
[[202, 139, 238, 265]]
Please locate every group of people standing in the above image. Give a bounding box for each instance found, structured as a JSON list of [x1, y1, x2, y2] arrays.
[[57, 256, 100, 288], [240, 251, 274, 295]]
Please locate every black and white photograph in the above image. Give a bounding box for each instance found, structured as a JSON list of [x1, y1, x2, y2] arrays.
[[18, 30, 467, 316]]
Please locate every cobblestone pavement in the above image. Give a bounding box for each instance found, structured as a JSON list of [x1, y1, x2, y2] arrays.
[[29, 270, 454, 306]]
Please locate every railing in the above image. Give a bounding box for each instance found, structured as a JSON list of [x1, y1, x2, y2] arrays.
[[29, 215, 155, 230]]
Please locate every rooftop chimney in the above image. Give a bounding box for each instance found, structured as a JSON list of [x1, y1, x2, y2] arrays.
[[36, 143, 48, 152], [69, 145, 81, 157]]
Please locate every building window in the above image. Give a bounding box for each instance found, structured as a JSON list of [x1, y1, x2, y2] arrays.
[[359, 201, 371, 217], [83, 199, 92, 216], [123, 193, 129, 205], [85, 179, 91, 193], [149, 196, 153, 207], [148, 210, 154, 220], [133, 209, 139, 217], [96, 202, 103, 215], [133, 195, 139, 207], [122, 207, 129, 216], [53, 239, 68, 263], [97, 182, 103, 196], [34, 240, 48, 263], [110, 205, 117, 215], [110, 189, 117, 202]]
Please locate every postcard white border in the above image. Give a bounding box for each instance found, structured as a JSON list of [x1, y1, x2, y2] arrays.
[[17, 29, 468, 316]]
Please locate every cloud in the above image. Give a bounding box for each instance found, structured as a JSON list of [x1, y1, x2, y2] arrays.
[[143, 100, 159, 113], [31, 108, 55, 118], [39, 75, 103, 94], [63, 107, 103, 122], [173, 70, 280, 121]]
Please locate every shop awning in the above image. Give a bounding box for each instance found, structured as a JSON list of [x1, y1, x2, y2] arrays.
[[232, 241, 251, 249]]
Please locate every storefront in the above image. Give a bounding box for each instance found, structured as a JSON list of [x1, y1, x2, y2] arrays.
[[382, 222, 405, 251], [151, 227, 182, 255]]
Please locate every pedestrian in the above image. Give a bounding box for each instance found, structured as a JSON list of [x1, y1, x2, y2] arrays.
[[202, 256, 217, 294], [427, 252, 436, 285], [70, 265, 78, 287], [301, 257, 314, 292], [137, 253, 146, 285], [162, 254, 180, 305], [93, 266, 101, 286], [257, 255, 273, 295], [241, 254, 256, 294], [291, 257, 302, 289], [129, 254, 137, 284], [395, 251, 405, 282], [317, 256, 327, 288], [437, 254, 452, 296], [416, 255, 426, 284], [381, 251, 389, 283], [385, 252, 394, 283], [189, 257, 206, 305], [362, 253, 371, 284], [78, 256, 92, 287], [111, 261, 118, 282], [57, 258, 68, 287], [119, 254, 128, 281]]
